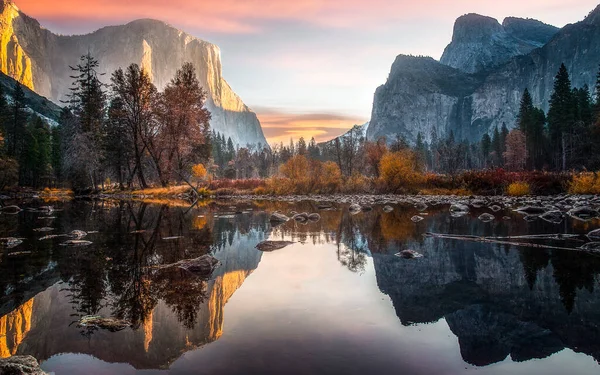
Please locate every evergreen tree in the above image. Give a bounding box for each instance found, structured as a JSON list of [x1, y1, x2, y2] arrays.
[[415, 132, 427, 170], [491, 125, 501, 167], [51, 124, 63, 182], [308, 137, 320, 159], [297, 137, 307, 156], [6, 82, 28, 158], [547, 63, 575, 170]]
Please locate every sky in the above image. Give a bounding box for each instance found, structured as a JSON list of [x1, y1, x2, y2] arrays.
[[13, 0, 600, 145]]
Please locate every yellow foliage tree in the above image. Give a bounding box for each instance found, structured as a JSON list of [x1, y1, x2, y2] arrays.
[[378, 151, 424, 193]]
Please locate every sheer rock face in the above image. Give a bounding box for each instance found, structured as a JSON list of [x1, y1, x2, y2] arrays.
[[368, 6, 600, 145], [440, 14, 558, 74], [0, 0, 268, 147]]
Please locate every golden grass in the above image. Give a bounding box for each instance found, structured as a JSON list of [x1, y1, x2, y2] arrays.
[[131, 185, 192, 197], [506, 182, 531, 196]]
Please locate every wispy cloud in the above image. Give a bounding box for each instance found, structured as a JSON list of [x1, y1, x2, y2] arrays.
[[255, 108, 367, 145]]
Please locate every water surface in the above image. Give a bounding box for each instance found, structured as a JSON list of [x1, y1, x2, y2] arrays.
[[1, 198, 599, 374]]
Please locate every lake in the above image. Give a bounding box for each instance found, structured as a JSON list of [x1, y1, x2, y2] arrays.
[[1, 197, 600, 375]]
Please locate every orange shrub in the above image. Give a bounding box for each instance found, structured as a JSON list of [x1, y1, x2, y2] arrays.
[[569, 172, 600, 194], [378, 150, 424, 193], [506, 181, 531, 196]]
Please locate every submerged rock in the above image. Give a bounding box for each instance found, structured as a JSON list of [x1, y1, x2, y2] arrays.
[[0, 205, 22, 214], [395, 249, 424, 259], [450, 203, 469, 213], [78, 315, 131, 332], [478, 213, 495, 222], [256, 241, 295, 252], [567, 206, 600, 221], [514, 206, 547, 215], [70, 230, 87, 239], [540, 210, 564, 224], [383, 205, 394, 213], [308, 213, 321, 221], [174, 254, 220, 275], [293, 213, 309, 222], [0, 355, 47, 375], [270, 212, 290, 223], [489, 205, 502, 212], [349, 204, 362, 214], [60, 240, 93, 247], [580, 242, 600, 252], [0, 237, 23, 248], [411, 215, 424, 223], [588, 229, 600, 240], [33, 227, 54, 232]]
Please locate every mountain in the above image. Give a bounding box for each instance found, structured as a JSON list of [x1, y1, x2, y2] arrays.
[[0, 0, 268, 148], [0, 70, 61, 123], [368, 5, 600, 145], [320, 121, 369, 147], [440, 14, 558, 73]]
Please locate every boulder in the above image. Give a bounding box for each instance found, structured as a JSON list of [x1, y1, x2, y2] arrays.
[[60, 240, 93, 247], [383, 205, 394, 213], [567, 206, 599, 221], [0, 205, 22, 214], [270, 212, 290, 223], [256, 241, 295, 252], [411, 216, 424, 223], [540, 210, 563, 224], [0, 355, 47, 375], [478, 213, 495, 222], [78, 315, 131, 332], [308, 213, 321, 221], [588, 229, 600, 240], [514, 206, 547, 215], [396, 250, 424, 259]]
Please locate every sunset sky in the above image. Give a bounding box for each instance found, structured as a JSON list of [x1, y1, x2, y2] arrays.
[[14, 0, 599, 144]]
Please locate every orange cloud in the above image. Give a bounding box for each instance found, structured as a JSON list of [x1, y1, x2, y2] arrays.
[[255, 108, 367, 145]]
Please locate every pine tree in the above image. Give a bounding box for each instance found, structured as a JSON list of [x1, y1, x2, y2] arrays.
[[6, 82, 28, 158], [51, 124, 62, 182], [547, 63, 575, 170], [491, 125, 501, 167], [308, 137, 320, 159], [297, 137, 307, 156]]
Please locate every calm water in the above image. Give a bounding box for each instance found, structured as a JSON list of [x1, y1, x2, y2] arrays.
[[1, 198, 600, 375]]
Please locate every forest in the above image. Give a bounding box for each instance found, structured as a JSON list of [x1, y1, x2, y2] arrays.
[[1, 57, 600, 196]]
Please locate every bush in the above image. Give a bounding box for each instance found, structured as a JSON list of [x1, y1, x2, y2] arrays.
[[569, 172, 600, 194], [343, 172, 371, 193], [506, 182, 531, 196], [378, 151, 424, 193]]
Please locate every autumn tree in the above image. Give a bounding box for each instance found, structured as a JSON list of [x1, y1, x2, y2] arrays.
[[379, 150, 424, 193], [503, 129, 528, 171], [364, 137, 387, 177], [110, 64, 158, 188]]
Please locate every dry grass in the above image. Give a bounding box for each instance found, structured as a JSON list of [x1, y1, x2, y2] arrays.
[[506, 182, 531, 196], [131, 185, 192, 197]]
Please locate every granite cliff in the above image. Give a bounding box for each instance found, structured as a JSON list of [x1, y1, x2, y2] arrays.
[[368, 5, 600, 145], [0, 0, 268, 147]]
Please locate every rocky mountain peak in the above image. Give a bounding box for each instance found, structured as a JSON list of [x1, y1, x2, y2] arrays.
[[584, 4, 600, 25], [440, 12, 558, 73], [451, 13, 503, 43]]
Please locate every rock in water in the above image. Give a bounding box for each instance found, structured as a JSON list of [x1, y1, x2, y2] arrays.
[[308, 213, 321, 222], [478, 213, 495, 222], [270, 212, 290, 223], [395, 250, 424, 259], [567, 206, 600, 221], [580, 242, 600, 252], [78, 315, 131, 332], [60, 240, 93, 247], [383, 205, 394, 213], [540, 210, 563, 224], [256, 241, 295, 252], [450, 203, 469, 213], [588, 229, 600, 240], [70, 230, 87, 239], [0, 205, 22, 214], [176, 255, 220, 275], [411, 215, 424, 223], [0, 355, 47, 375], [349, 204, 362, 214], [0, 237, 23, 248], [292, 213, 309, 222], [514, 206, 547, 215]]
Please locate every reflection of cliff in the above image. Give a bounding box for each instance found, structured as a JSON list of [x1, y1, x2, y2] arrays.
[[11, 229, 262, 369], [373, 239, 600, 365], [0, 298, 33, 358]]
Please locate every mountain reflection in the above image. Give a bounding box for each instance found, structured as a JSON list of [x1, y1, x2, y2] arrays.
[[1, 199, 600, 369]]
